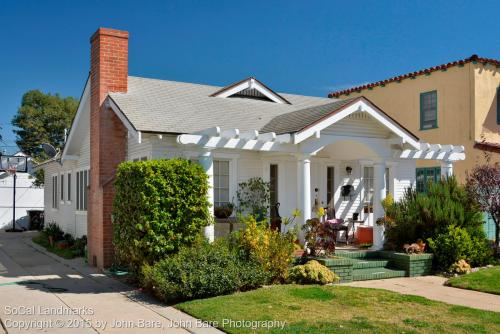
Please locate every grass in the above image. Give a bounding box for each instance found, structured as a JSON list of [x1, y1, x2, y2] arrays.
[[32, 233, 81, 259], [176, 285, 500, 334], [446, 266, 500, 295]]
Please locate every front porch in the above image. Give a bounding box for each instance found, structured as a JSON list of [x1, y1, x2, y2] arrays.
[[175, 97, 465, 248]]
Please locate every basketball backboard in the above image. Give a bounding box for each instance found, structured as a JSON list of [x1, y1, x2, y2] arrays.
[[0, 155, 28, 173]]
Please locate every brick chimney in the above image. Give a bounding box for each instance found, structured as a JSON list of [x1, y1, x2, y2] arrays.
[[88, 28, 129, 268]]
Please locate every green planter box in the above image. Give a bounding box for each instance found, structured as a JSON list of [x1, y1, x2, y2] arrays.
[[378, 251, 434, 277]]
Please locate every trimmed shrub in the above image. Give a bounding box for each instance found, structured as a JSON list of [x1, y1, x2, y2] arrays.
[[113, 159, 210, 271], [288, 260, 339, 285], [140, 239, 268, 303], [428, 225, 492, 270], [236, 216, 296, 283]]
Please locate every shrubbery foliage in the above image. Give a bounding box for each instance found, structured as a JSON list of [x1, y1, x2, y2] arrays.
[[428, 225, 491, 270], [236, 216, 296, 283], [383, 177, 491, 269], [288, 260, 339, 285], [141, 238, 268, 303], [113, 159, 210, 271]]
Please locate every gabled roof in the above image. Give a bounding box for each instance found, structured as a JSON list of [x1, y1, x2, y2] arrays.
[[210, 77, 291, 104], [328, 54, 500, 98], [261, 98, 358, 134], [108, 76, 331, 134]]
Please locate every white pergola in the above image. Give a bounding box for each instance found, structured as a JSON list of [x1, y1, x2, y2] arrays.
[[177, 125, 465, 247]]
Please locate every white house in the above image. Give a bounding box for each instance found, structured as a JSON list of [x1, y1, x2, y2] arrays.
[[0, 152, 44, 230], [39, 28, 465, 268]]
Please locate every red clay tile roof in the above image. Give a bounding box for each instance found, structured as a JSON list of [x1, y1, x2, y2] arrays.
[[328, 55, 500, 98]]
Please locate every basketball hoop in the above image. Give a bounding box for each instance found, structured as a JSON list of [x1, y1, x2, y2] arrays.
[[5, 164, 18, 176]]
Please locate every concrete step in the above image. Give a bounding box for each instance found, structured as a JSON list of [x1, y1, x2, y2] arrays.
[[351, 258, 390, 269], [353, 267, 406, 281]]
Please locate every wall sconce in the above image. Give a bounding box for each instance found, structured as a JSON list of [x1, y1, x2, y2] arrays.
[[346, 166, 352, 176]]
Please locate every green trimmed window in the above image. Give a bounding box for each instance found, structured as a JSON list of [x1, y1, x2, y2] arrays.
[[416, 167, 441, 193], [420, 90, 438, 130]]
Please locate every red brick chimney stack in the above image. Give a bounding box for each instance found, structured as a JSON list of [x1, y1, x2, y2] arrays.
[[88, 28, 129, 268]]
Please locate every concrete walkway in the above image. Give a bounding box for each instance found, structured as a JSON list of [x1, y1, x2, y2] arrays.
[[0, 231, 222, 333], [346, 275, 500, 312]]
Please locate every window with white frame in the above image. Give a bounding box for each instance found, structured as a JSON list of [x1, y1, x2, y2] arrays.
[[214, 160, 229, 208], [76, 169, 90, 211], [52, 175, 58, 209], [363, 166, 374, 213], [385, 167, 390, 197], [326, 166, 335, 207], [67, 173, 71, 202], [60, 174, 64, 202]]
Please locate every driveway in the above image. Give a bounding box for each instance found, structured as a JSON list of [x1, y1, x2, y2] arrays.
[[346, 275, 500, 312], [0, 231, 222, 333]]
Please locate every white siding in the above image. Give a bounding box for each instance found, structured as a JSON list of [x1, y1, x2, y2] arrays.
[[323, 112, 391, 138], [393, 159, 416, 201]]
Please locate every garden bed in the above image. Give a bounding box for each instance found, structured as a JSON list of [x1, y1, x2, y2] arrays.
[[32, 232, 84, 259]]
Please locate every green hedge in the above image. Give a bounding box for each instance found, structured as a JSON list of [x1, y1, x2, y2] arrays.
[[141, 239, 269, 303], [113, 159, 210, 270]]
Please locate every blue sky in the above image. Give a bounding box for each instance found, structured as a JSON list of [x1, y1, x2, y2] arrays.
[[0, 0, 498, 153]]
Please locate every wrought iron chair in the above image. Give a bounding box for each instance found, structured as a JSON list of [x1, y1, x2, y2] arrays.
[[323, 207, 350, 244]]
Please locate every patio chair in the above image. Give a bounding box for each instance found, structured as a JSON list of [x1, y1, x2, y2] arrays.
[[323, 207, 350, 244]]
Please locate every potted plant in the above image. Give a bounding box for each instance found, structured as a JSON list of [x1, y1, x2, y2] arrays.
[[214, 203, 234, 219]]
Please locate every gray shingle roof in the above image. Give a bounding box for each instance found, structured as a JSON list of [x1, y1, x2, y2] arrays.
[[260, 97, 359, 134], [109, 76, 338, 134]]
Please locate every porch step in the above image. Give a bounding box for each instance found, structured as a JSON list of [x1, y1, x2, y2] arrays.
[[336, 250, 379, 259], [351, 258, 390, 269], [352, 267, 406, 281]]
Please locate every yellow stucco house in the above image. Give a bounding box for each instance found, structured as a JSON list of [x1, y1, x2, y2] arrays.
[[329, 55, 500, 187]]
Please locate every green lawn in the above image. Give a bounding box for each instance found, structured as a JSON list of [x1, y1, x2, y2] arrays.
[[32, 233, 80, 259], [446, 266, 500, 295], [177, 285, 500, 334]]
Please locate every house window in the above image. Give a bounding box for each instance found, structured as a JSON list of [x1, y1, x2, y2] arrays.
[[52, 175, 58, 209], [60, 174, 64, 201], [363, 167, 374, 213], [385, 167, 390, 197], [67, 173, 71, 202], [327, 166, 335, 206], [270, 164, 279, 218], [214, 160, 229, 208], [76, 169, 90, 211], [416, 167, 441, 193], [420, 90, 438, 130]]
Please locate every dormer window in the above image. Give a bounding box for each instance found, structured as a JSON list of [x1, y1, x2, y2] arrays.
[[211, 77, 291, 104]]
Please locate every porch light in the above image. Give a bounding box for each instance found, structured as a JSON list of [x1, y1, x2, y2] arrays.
[[346, 166, 352, 175]]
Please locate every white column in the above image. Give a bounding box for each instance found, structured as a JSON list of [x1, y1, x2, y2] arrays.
[[372, 162, 386, 250], [297, 155, 312, 225], [441, 160, 453, 178], [199, 150, 214, 242]]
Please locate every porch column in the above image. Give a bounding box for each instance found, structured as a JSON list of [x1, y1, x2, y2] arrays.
[[440, 160, 453, 178], [372, 162, 386, 250], [199, 150, 215, 242], [297, 155, 312, 229]]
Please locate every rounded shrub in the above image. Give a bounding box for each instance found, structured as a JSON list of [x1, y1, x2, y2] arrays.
[[427, 225, 491, 271], [288, 260, 339, 285], [140, 238, 268, 303], [113, 159, 210, 271]]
